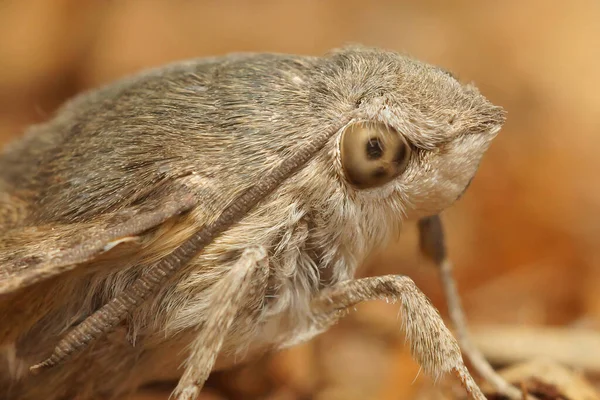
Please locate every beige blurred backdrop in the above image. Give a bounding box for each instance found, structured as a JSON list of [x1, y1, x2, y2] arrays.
[[1, 1, 599, 399]]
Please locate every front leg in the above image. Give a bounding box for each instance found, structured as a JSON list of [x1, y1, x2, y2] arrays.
[[173, 246, 270, 400], [307, 276, 486, 400]]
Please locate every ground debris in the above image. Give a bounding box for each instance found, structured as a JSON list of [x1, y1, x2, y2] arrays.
[[481, 359, 599, 400]]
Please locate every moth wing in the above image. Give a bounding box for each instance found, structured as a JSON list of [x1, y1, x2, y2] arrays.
[[0, 186, 197, 296]]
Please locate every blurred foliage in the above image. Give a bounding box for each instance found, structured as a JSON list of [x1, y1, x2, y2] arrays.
[[1, 1, 599, 399]]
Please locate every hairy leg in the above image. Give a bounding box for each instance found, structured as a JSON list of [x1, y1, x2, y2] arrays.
[[173, 246, 270, 400], [307, 275, 486, 400]]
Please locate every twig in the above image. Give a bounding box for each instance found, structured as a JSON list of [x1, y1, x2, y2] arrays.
[[418, 215, 541, 400], [439, 257, 539, 400]]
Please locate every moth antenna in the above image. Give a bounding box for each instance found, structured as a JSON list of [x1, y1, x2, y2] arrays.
[[30, 118, 350, 374], [418, 215, 540, 400]]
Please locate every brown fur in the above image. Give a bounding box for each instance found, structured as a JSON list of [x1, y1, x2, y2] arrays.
[[0, 45, 505, 399]]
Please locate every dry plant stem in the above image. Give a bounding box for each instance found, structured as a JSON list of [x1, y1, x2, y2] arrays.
[[418, 215, 539, 400], [440, 258, 538, 400], [29, 118, 348, 374], [310, 276, 486, 400], [173, 246, 269, 400], [520, 382, 529, 400]]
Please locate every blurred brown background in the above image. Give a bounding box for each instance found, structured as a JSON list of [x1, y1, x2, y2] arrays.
[[1, 1, 599, 399]]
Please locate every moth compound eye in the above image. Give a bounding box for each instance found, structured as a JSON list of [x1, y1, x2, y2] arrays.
[[340, 123, 411, 189]]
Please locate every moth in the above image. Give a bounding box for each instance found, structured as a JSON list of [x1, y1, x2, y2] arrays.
[[0, 45, 509, 400]]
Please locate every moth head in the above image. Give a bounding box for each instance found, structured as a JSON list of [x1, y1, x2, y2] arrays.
[[322, 47, 507, 221]]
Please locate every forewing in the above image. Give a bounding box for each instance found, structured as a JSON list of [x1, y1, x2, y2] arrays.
[[0, 185, 197, 296]]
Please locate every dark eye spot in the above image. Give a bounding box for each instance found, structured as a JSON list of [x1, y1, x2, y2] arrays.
[[393, 144, 407, 164], [366, 138, 384, 160], [372, 166, 387, 178]]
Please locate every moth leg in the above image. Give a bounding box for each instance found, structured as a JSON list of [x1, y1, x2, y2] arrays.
[[308, 275, 487, 400], [418, 215, 539, 400], [173, 246, 270, 400]]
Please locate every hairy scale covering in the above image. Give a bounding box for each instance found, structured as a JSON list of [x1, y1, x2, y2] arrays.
[[0, 45, 504, 399]]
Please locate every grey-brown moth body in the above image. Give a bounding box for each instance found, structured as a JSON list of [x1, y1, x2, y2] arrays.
[[0, 46, 505, 400]]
